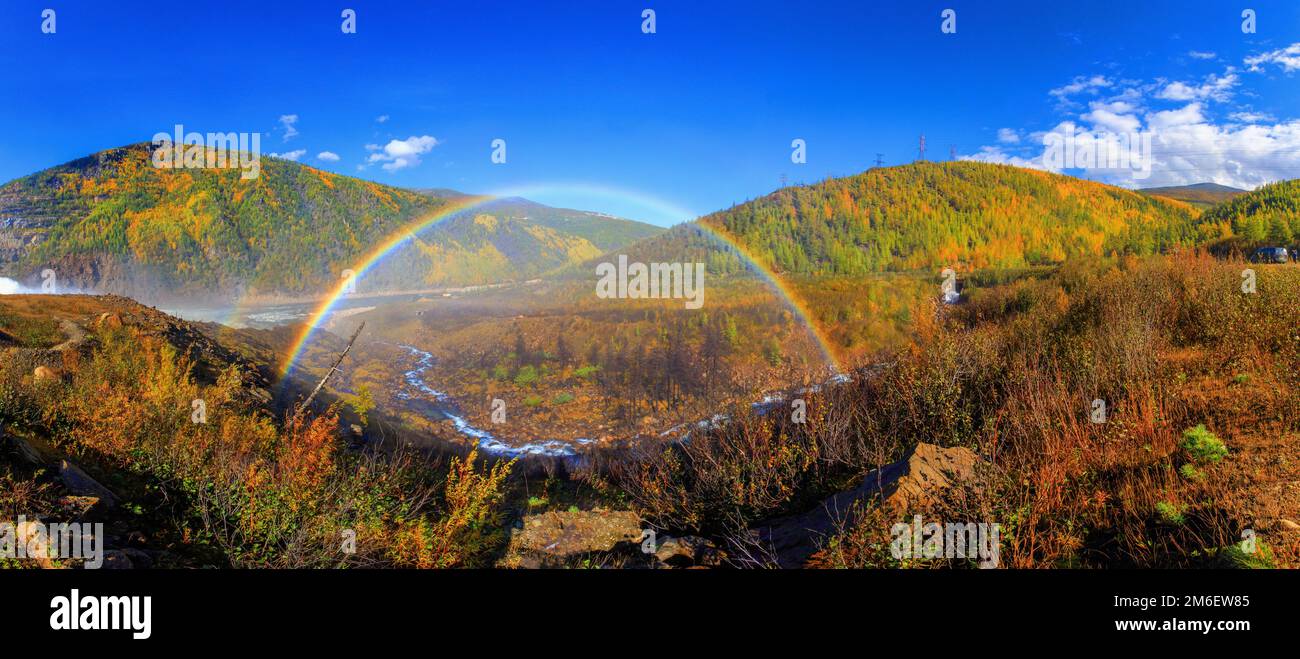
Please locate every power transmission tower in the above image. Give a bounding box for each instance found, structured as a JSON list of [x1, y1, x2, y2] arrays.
[[874, 153, 884, 167], [950, 145, 957, 161], [918, 134, 927, 161], [779, 173, 788, 187]]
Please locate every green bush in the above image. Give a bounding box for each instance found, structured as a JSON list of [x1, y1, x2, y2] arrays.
[[1181, 425, 1228, 464], [1217, 539, 1276, 569], [1156, 501, 1186, 525], [553, 392, 575, 405], [514, 365, 538, 387]]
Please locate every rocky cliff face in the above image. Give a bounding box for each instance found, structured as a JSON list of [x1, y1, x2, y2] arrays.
[[0, 194, 53, 267]]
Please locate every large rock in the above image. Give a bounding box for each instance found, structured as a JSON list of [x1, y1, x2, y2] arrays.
[[500, 510, 644, 568], [1, 427, 45, 466], [653, 535, 722, 568], [95, 312, 124, 330], [33, 365, 60, 382], [55, 496, 102, 518], [100, 550, 134, 569], [58, 460, 119, 510], [750, 442, 983, 568], [865, 442, 981, 512]]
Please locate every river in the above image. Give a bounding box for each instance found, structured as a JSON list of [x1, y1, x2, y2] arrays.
[[396, 345, 595, 458]]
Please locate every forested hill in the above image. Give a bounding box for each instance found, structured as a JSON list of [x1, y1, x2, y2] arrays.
[[1194, 179, 1300, 245], [0, 144, 661, 302], [695, 161, 1207, 275], [0, 143, 443, 299]]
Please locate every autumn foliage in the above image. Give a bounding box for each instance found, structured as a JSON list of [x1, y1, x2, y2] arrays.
[[0, 324, 514, 568]]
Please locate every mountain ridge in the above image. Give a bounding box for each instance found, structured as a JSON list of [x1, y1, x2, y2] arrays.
[[1140, 182, 1248, 209], [0, 144, 662, 304], [592, 161, 1211, 281]]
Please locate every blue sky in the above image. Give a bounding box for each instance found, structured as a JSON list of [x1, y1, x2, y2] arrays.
[[1, 0, 1299, 225]]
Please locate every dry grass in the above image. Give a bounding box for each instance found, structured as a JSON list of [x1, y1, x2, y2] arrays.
[[0, 317, 515, 568], [611, 253, 1299, 568]]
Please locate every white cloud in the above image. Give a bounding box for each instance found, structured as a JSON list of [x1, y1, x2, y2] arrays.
[[1082, 101, 1142, 134], [1245, 42, 1300, 73], [1230, 111, 1275, 123], [376, 115, 390, 123], [1155, 73, 1237, 102], [997, 128, 1020, 144], [1049, 75, 1112, 104], [1188, 51, 1216, 60], [317, 151, 340, 162], [960, 145, 1047, 170], [968, 58, 1300, 191], [278, 114, 299, 142], [270, 149, 306, 161], [365, 135, 440, 172], [1133, 116, 1300, 189], [1147, 103, 1205, 130]]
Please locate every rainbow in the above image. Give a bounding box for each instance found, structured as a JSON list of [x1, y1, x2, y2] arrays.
[[690, 222, 843, 369], [274, 187, 842, 377], [276, 193, 496, 375]]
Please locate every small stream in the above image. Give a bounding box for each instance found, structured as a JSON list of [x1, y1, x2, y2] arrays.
[[395, 345, 594, 457]]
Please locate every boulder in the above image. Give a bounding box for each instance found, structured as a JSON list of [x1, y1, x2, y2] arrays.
[[866, 442, 981, 512], [55, 495, 102, 517], [500, 509, 644, 568], [33, 366, 60, 382], [96, 312, 124, 330], [58, 460, 119, 509], [750, 442, 983, 568], [653, 535, 721, 568], [101, 550, 134, 569], [120, 548, 154, 569], [2, 428, 45, 466]]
